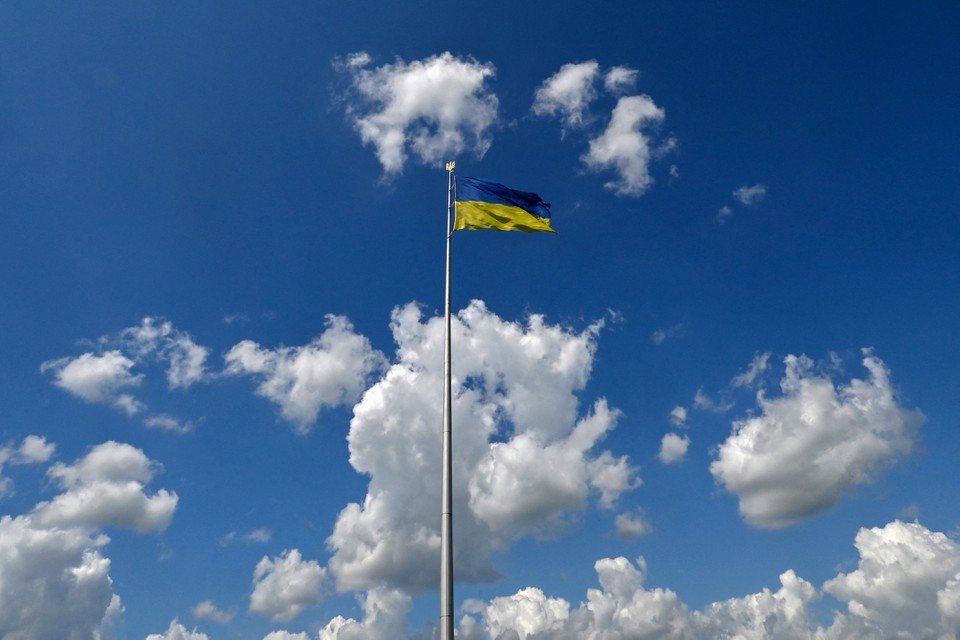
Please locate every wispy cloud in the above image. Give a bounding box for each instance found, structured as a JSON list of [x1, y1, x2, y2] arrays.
[[733, 183, 767, 206]]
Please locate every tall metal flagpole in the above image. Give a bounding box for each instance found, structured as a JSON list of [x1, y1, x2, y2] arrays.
[[440, 161, 456, 640]]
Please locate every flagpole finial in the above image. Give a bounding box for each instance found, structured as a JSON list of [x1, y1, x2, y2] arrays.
[[446, 161, 456, 172]]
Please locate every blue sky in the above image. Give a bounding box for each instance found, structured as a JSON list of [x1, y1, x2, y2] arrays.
[[2, 2, 959, 639]]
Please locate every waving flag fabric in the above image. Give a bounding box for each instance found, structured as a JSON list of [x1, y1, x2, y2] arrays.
[[454, 176, 555, 233]]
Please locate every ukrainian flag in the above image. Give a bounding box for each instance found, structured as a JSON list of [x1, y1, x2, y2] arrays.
[[454, 176, 556, 233]]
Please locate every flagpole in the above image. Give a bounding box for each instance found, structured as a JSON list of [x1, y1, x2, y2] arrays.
[[440, 161, 456, 640]]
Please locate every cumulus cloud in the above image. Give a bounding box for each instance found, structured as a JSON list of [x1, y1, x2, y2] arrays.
[[453, 519, 960, 639], [191, 600, 235, 624], [0, 515, 119, 640], [582, 95, 668, 197], [146, 619, 209, 640], [225, 315, 386, 432], [532, 61, 600, 130], [33, 441, 178, 533], [532, 60, 674, 198], [460, 556, 689, 639], [143, 414, 194, 434], [250, 549, 327, 622], [337, 51, 498, 174], [319, 588, 411, 640], [120, 317, 209, 389], [658, 432, 690, 464], [264, 631, 311, 640], [41, 351, 144, 414], [692, 569, 819, 639], [711, 351, 924, 528], [669, 406, 687, 427], [733, 183, 768, 206], [40, 317, 210, 418], [326, 301, 638, 593], [615, 509, 653, 540], [823, 520, 960, 637]]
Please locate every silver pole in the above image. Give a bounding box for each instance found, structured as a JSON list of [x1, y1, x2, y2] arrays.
[[440, 161, 456, 640]]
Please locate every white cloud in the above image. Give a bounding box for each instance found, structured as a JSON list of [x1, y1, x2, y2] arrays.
[[319, 588, 411, 640], [715, 204, 733, 224], [0, 515, 119, 640], [226, 315, 386, 432], [692, 569, 819, 639], [146, 619, 209, 640], [452, 519, 960, 639], [532, 61, 600, 130], [263, 631, 311, 640], [615, 509, 653, 540], [658, 433, 690, 464], [339, 51, 498, 174], [669, 406, 687, 427], [731, 351, 771, 388], [326, 301, 637, 593], [41, 351, 143, 412], [121, 317, 210, 389], [0, 435, 56, 500], [250, 549, 326, 622], [823, 520, 960, 638], [582, 95, 668, 197], [711, 351, 924, 528], [192, 600, 234, 624], [604, 66, 639, 95], [33, 441, 178, 533], [144, 414, 194, 434], [40, 317, 210, 420], [484, 587, 570, 639], [733, 183, 767, 206], [651, 322, 687, 345]]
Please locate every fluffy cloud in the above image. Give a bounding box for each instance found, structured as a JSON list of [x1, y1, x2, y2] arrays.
[[120, 317, 209, 388], [711, 351, 924, 528], [0, 515, 119, 640], [326, 301, 638, 593], [823, 520, 960, 638], [582, 95, 668, 197], [146, 619, 209, 640], [658, 432, 690, 464], [319, 588, 411, 640], [532, 61, 600, 129], [33, 441, 178, 533], [733, 183, 768, 206], [455, 520, 960, 638], [225, 315, 386, 432], [40, 317, 210, 417], [338, 52, 498, 174], [692, 569, 818, 639], [533, 61, 674, 198], [615, 509, 653, 540], [250, 549, 327, 622], [669, 406, 687, 427], [460, 556, 689, 639], [191, 600, 234, 624], [264, 632, 311, 640], [41, 351, 144, 414]]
